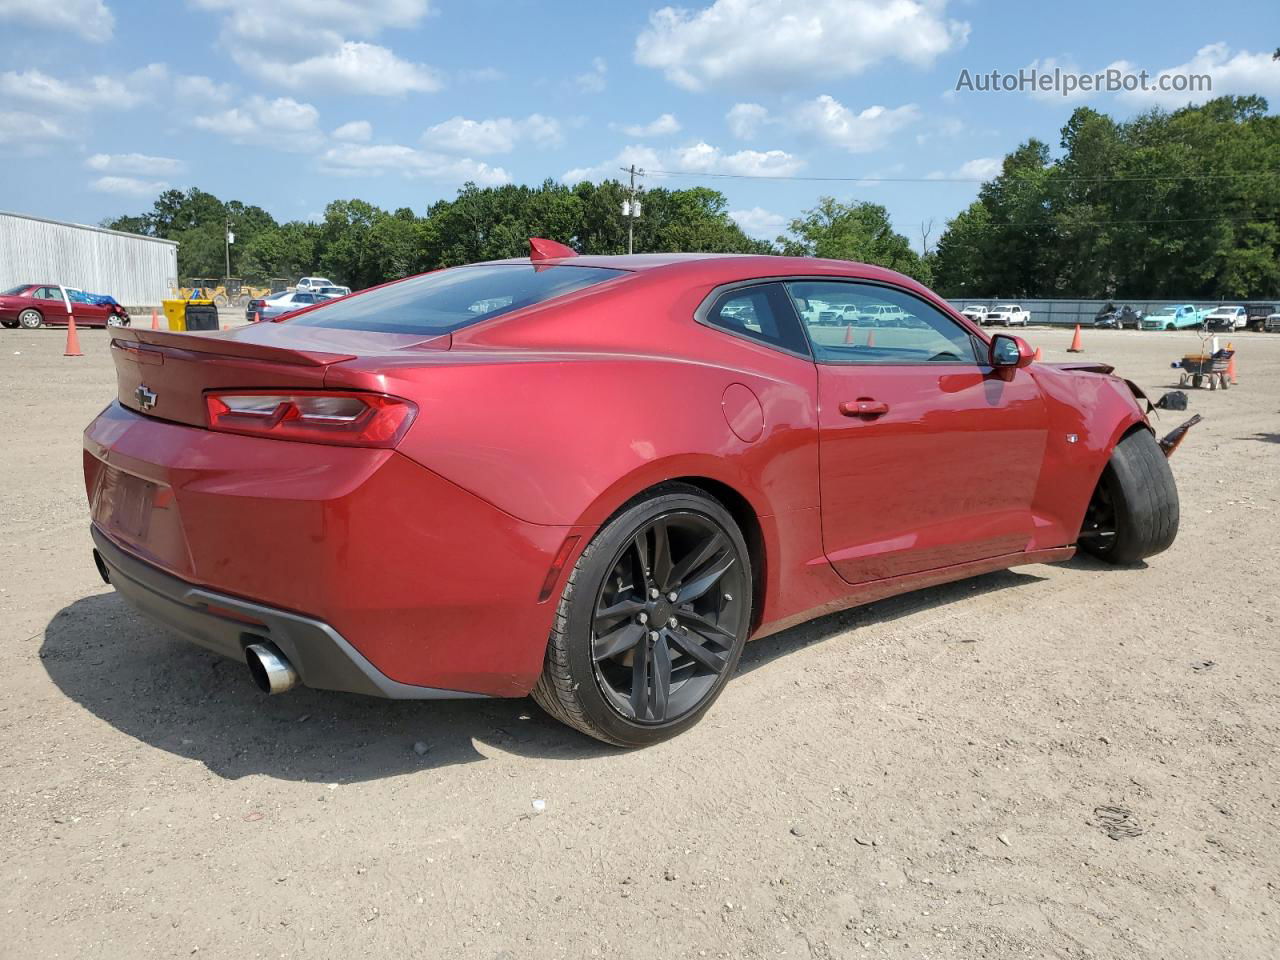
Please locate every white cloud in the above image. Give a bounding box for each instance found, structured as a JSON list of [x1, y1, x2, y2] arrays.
[[1120, 44, 1280, 107], [562, 145, 661, 185], [191, 0, 431, 37], [636, 0, 969, 91], [192, 0, 440, 96], [332, 120, 373, 142], [925, 157, 1001, 180], [86, 153, 183, 176], [0, 0, 114, 41], [726, 103, 769, 140], [574, 57, 607, 93], [562, 140, 802, 184], [730, 206, 788, 238], [792, 95, 920, 153], [193, 95, 321, 149], [955, 157, 1001, 179], [673, 141, 803, 177], [248, 41, 441, 95], [318, 143, 511, 185], [174, 74, 233, 105], [0, 110, 68, 142], [90, 176, 171, 196], [423, 114, 562, 155], [0, 64, 165, 111], [616, 113, 681, 137]]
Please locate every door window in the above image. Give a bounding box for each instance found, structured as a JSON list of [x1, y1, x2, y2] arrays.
[[787, 281, 981, 365]]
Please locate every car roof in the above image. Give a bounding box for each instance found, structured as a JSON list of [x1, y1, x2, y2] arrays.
[[479, 251, 938, 292]]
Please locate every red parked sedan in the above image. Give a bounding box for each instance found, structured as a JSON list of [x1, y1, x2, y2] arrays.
[[0, 284, 130, 328], [83, 242, 1187, 746]]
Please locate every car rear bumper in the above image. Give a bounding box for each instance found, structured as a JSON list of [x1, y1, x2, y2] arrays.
[[84, 402, 583, 697], [92, 525, 484, 699]]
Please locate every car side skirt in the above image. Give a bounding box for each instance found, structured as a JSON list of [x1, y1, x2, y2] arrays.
[[749, 546, 1075, 642]]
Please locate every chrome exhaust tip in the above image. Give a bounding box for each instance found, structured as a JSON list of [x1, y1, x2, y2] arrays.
[[245, 642, 300, 695], [92, 549, 110, 585]]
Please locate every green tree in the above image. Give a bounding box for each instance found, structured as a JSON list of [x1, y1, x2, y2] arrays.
[[932, 97, 1280, 299], [780, 197, 928, 282]]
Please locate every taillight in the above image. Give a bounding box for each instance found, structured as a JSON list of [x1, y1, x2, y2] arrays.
[[204, 390, 416, 447]]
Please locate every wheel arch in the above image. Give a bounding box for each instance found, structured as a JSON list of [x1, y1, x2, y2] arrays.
[[581, 470, 770, 635]]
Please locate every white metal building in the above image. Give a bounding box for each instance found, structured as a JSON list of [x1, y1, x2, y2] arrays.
[[0, 211, 178, 307]]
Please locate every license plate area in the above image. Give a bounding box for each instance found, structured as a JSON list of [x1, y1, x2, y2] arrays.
[[89, 462, 191, 576]]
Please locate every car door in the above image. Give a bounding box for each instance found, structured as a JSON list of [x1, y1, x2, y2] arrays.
[[787, 279, 1049, 584], [69, 291, 110, 325], [32, 286, 69, 322]]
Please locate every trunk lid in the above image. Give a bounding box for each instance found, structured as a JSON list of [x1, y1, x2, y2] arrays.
[[110, 325, 449, 427]]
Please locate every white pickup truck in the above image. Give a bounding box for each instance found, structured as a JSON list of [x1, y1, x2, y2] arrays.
[[985, 304, 1031, 326], [1203, 305, 1247, 331]]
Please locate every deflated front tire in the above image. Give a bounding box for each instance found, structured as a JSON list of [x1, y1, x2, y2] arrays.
[[1079, 429, 1180, 564]]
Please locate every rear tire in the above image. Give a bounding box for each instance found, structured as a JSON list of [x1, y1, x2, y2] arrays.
[[1079, 429, 1179, 564], [18, 309, 42, 329], [532, 484, 752, 747]]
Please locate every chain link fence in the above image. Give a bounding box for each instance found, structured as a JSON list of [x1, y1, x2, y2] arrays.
[[944, 298, 1278, 327]]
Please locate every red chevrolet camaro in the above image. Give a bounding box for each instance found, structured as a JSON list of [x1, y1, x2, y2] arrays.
[[83, 242, 1187, 746]]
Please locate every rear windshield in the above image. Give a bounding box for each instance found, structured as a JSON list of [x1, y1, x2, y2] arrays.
[[2, 285, 29, 296], [285, 263, 627, 334]]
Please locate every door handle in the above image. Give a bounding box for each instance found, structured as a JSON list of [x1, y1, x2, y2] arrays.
[[839, 399, 890, 418]]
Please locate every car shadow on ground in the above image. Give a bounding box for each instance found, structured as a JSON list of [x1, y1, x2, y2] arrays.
[[43, 563, 1089, 782]]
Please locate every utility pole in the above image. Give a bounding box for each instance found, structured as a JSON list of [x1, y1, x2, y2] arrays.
[[224, 216, 233, 279], [620, 164, 643, 254]]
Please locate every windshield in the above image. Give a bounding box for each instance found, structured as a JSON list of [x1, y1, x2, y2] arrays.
[[1152, 306, 1177, 316], [286, 263, 627, 335]]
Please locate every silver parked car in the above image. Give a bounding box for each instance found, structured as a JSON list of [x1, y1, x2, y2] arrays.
[[257, 290, 329, 320]]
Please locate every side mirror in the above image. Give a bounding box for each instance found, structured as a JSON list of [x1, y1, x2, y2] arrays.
[[989, 334, 1034, 380]]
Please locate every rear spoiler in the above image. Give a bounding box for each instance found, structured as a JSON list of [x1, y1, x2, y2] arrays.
[[110, 327, 355, 367]]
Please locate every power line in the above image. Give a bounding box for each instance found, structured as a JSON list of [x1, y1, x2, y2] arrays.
[[645, 168, 1280, 185], [893, 213, 1272, 231]]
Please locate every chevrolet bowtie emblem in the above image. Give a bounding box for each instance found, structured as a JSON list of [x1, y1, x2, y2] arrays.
[[135, 384, 157, 411]]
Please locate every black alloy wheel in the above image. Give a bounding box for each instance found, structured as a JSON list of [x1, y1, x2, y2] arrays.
[[590, 511, 746, 724], [532, 485, 752, 747]]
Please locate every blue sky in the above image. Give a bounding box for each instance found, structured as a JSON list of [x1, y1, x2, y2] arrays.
[[1, 0, 1277, 248]]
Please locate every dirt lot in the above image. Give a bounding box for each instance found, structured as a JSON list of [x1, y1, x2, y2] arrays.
[[1, 324, 1277, 959]]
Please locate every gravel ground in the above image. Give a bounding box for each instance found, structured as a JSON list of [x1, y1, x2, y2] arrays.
[[1, 323, 1277, 959]]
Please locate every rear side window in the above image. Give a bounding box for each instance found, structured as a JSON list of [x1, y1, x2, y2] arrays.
[[700, 283, 810, 356], [287, 263, 627, 335]]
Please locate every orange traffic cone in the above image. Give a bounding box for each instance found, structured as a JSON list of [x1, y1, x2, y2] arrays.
[[64, 314, 82, 357], [1226, 347, 1238, 384], [1066, 325, 1084, 353], [254, 310, 262, 324], [151, 308, 160, 329], [1033, 346, 1044, 362], [866, 329, 876, 347]]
